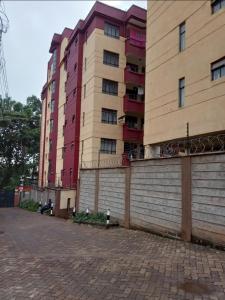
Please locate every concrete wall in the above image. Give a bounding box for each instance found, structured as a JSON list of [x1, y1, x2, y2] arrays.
[[78, 153, 225, 246], [192, 154, 225, 245], [98, 168, 126, 222], [130, 158, 182, 234], [79, 170, 96, 211], [145, 1, 225, 146]]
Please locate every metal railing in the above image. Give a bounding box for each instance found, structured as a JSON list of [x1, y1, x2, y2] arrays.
[[160, 133, 225, 157]]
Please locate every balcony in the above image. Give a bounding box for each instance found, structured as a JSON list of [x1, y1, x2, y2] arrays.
[[125, 38, 145, 58], [124, 95, 144, 115], [124, 67, 145, 86], [123, 124, 143, 142]]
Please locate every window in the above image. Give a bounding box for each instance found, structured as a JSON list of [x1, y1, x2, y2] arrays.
[[211, 57, 225, 81], [102, 108, 117, 124], [84, 84, 86, 98], [71, 143, 74, 150], [84, 58, 87, 71], [212, 0, 225, 13], [73, 88, 76, 96], [50, 119, 54, 131], [74, 63, 77, 72], [50, 100, 55, 113], [100, 138, 116, 154], [51, 81, 56, 94], [179, 77, 185, 107], [103, 50, 119, 67], [82, 112, 85, 126], [49, 139, 52, 152], [179, 22, 186, 52], [52, 49, 57, 73], [48, 160, 52, 173], [102, 79, 118, 96], [104, 23, 119, 39], [72, 115, 75, 123]]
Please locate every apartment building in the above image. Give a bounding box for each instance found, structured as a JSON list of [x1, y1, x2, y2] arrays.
[[79, 3, 146, 168], [144, 0, 225, 158], [38, 2, 146, 188]]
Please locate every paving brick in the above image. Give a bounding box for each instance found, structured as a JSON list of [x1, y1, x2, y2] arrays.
[[0, 208, 225, 299]]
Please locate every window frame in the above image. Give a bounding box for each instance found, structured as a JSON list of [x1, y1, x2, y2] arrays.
[[100, 138, 117, 154], [211, 0, 225, 14], [179, 22, 186, 52], [102, 79, 118, 96], [178, 77, 185, 107], [104, 22, 120, 39], [101, 108, 117, 125], [103, 50, 119, 67], [211, 57, 225, 81]]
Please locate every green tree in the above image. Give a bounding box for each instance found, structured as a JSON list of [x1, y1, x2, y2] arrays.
[[0, 95, 41, 190]]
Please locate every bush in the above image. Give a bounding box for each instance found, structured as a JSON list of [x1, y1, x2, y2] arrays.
[[73, 211, 107, 225], [19, 199, 39, 212]]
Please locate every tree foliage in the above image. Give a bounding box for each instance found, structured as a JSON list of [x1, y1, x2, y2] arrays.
[[0, 95, 41, 190]]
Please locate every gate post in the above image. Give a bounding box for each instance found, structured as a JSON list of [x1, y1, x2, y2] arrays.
[[181, 156, 192, 242]]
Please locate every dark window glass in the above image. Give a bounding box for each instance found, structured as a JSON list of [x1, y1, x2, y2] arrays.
[[102, 79, 118, 96], [104, 23, 119, 39], [50, 119, 54, 131], [102, 108, 117, 124], [52, 49, 57, 73], [49, 139, 52, 152], [100, 138, 116, 154], [51, 80, 56, 94], [103, 50, 119, 67], [179, 22, 186, 52], [84, 84, 86, 98], [211, 57, 225, 81], [50, 100, 54, 112], [179, 77, 185, 107], [212, 0, 225, 13]]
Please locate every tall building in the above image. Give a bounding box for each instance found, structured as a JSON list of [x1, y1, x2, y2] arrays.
[[144, 0, 225, 158], [38, 2, 146, 188]]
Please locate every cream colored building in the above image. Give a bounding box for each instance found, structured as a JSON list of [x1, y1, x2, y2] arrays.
[[80, 5, 146, 168], [145, 0, 225, 157]]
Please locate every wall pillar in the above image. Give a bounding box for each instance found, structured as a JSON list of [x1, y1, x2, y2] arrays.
[[94, 169, 100, 213], [124, 167, 131, 228], [145, 145, 160, 159], [181, 156, 192, 242], [76, 178, 80, 212]]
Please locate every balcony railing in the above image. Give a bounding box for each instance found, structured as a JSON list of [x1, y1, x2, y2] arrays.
[[125, 38, 145, 58], [124, 67, 145, 86], [123, 124, 143, 142], [124, 95, 144, 114]]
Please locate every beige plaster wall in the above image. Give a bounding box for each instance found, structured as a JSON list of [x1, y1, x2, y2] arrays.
[[55, 37, 68, 186], [60, 189, 76, 209], [38, 96, 47, 187], [144, 1, 225, 146], [80, 28, 126, 165]]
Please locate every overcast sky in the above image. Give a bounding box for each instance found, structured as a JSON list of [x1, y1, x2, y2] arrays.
[[3, 0, 146, 103]]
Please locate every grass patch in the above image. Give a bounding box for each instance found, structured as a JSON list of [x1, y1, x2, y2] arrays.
[[19, 199, 39, 212], [73, 211, 107, 225]]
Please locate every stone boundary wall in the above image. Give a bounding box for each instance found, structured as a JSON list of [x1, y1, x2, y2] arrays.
[[78, 153, 225, 246]]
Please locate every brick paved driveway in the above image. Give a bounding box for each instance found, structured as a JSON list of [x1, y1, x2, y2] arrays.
[[0, 208, 225, 300]]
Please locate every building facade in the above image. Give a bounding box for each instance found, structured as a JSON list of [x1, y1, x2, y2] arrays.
[[144, 0, 225, 157], [38, 2, 146, 188]]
